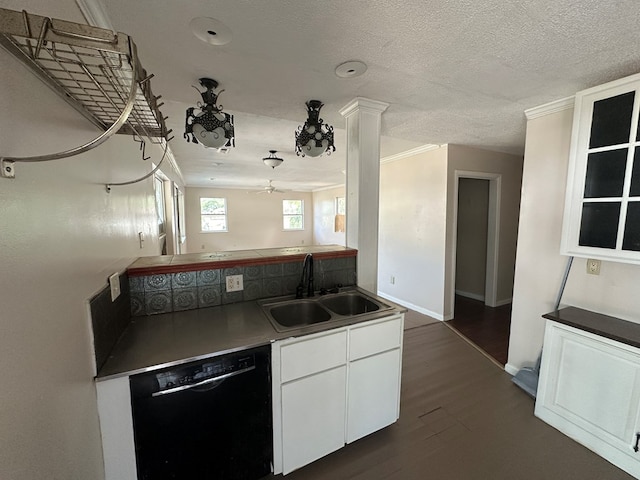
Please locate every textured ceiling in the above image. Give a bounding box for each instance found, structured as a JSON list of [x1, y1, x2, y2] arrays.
[[9, 0, 640, 190]]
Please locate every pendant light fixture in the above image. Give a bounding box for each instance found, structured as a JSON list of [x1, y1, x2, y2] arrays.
[[262, 150, 283, 169], [295, 100, 335, 157], [184, 78, 235, 149]]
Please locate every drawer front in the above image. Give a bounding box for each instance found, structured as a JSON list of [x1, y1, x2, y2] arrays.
[[349, 316, 403, 361], [280, 330, 347, 383]]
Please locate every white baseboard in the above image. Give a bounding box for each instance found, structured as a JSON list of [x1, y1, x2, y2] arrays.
[[376, 291, 444, 321], [504, 363, 519, 376], [455, 290, 484, 302], [456, 291, 512, 308], [495, 297, 512, 307]]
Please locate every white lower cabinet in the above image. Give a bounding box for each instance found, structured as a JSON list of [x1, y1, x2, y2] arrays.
[[536, 320, 640, 479], [281, 365, 347, 474], [347, 348, 401, 443], [272, 314, 404, 475]]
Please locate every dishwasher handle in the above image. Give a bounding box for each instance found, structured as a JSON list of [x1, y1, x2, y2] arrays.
[[151, 365, 256, 397]]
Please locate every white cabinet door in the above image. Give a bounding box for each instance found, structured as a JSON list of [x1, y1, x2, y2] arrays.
[[281, 365, 347, 475], [347, 348, 401, 443], [560, 72, 640, 264], [536, 321, 640, 478]]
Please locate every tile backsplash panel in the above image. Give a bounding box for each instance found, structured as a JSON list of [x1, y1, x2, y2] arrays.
[[129, 256, 357, 316], [90, 273, 131, 371]]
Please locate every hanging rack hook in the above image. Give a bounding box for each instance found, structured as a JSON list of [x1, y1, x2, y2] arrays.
[[132, 134, 151, 161]]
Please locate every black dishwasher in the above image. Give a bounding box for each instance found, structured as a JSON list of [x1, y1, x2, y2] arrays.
[[129, 344, 272, 480]]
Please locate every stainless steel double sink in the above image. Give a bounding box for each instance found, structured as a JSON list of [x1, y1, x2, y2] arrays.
[[258, 288, 394, 332]]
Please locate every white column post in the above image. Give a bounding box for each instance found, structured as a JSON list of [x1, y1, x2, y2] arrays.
[[339, 97, 389, 293]]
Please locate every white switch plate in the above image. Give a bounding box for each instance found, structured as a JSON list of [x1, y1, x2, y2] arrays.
[[109, 273, 121, 301], [225, 274, 244, 292], [586, 258, 601, 275]]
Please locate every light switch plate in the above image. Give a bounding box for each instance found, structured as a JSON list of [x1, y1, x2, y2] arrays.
[[109, 272, 121, 301]]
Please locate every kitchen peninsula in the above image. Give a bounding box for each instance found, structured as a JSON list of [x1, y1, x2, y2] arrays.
[[93, 245, 406, 480]]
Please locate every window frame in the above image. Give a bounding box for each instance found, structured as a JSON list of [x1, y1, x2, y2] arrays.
[[282, 199, 304, 231], [200, 197, 228, 233]]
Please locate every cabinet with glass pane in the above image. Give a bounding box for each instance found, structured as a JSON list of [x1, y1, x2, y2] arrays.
[[561, 73, 640, 264]]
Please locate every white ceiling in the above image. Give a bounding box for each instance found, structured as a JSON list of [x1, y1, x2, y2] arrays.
[[93, 0, 640, 190]]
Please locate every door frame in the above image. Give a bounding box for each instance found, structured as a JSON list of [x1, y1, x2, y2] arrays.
[[449, 170, 502, 316]]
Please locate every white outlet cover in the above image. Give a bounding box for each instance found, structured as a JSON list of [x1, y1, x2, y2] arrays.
[[586, 259, 601, 275], [109, 273, 121, 301], [225, 274, 244, 292]]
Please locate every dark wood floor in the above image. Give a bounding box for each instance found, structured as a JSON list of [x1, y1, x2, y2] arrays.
[[446, 295, 511, 365], [264, 323, 634, 480]]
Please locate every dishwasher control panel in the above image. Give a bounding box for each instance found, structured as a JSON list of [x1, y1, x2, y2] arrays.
[[130, 350, 257, 398]]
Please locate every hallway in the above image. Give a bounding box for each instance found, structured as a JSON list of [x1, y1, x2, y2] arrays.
[[446, 295, 511, 366]]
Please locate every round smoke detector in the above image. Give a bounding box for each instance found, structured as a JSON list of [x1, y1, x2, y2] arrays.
[[190, 17, 232, 46], [335, 60, 367, 78]]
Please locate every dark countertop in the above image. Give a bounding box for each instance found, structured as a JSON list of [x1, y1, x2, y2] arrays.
[[543, 306, 640, 349], [96, 288, 406, 381], [127, 245, 357, 276]]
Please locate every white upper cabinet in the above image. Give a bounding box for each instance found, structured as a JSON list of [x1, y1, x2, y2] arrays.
[[561, 73, 640, 264]]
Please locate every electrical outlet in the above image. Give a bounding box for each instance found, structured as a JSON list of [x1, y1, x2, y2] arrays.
[[390, 275, 395, 285], [225, 274, 244, 292], [109, 273, 121, 301], [586, 258, 601, 275]]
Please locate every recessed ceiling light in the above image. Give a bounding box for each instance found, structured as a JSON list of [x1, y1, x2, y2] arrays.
[[335, 60, 367, 78], [189, 17, 232, 45]]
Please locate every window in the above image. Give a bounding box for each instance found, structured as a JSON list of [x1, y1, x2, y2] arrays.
[[561, 73, 640, 264], [154, 176, 166, 236], [283, 200, 304, 230], [200, 197, 227, 232], [154, 175, 168, 254], [335, 196, 346, 233]]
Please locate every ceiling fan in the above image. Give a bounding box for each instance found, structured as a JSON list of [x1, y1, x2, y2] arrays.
[[256, 179, 286, 194]]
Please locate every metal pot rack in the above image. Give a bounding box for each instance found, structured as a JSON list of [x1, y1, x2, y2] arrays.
[[0, 7, 172, 180]]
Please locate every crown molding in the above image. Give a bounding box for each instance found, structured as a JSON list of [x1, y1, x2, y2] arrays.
[[75, 0, 114, 31], [524, 96, 575, 120], [381, 144, 443, 164], [339, 97, 390, 118]]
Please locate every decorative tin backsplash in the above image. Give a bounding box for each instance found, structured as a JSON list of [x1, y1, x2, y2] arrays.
[[129, 256, 357, 316]]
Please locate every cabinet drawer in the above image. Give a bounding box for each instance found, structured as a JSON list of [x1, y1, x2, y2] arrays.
[[280, 330, 347, 383], [349, 316, 403, 361]]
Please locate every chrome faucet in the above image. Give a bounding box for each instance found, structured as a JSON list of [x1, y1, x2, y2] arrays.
[[296, 253, 314, 298]]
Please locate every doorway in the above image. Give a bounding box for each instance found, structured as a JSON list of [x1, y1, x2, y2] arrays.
[[447, 172, 511, 365]]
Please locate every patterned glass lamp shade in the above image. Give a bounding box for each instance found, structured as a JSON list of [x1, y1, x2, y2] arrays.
[[295, 100, 335, 157], [185, 78, 235, 149]]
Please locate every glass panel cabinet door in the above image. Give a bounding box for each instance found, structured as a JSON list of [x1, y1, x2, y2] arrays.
[[561, 73, 640, 264]]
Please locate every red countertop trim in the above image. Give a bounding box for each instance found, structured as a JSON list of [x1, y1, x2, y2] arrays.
[[127, 248, 357, 277]]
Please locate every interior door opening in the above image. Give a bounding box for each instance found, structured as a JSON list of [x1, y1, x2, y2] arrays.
[[448, 172, 511, 366], [455, 178, 490, 303]]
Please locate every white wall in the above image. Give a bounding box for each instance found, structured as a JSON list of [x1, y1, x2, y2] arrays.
[[455, 178, 489, 299], [508, 104, 640, 373], [312, 185, 346, 246], [185, 187, 313, 252], [378, 146, 449, 318], [378, 145, 522, 320], [0, 2, 183, 478]]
